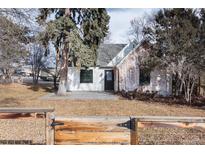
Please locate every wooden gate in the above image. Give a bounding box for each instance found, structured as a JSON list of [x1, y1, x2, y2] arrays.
[[54, 116, 132, 145]]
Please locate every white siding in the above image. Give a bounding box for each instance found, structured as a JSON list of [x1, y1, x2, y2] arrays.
[[117, 56, 139, 91], [116, 45, 172, 96], [142, 69, 172, 96], [67, 67, 111, 91]]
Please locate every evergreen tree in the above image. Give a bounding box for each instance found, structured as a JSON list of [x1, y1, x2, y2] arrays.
[[0, 15, 29, 83], [37, 8, 110, 95], [144, 8, 205, 103]]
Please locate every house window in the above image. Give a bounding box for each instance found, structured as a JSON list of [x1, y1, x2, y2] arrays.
[[80, 69, 93, 83], [139, 68, 150, 85], [106, 71, 113, 81]]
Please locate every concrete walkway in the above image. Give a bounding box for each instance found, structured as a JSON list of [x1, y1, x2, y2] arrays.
[[40, 91, 119, 100]]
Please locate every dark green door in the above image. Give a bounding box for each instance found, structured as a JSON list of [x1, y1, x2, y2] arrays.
[[104, 70, 114, 91]]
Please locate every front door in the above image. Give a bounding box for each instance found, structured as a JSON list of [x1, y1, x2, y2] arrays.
[[104, 70, 114, 91]]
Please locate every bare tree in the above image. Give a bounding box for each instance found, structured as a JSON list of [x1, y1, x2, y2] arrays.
[[41, 44, 60, 90], [30, 44, 45, 85], [0, 9, 41, 84], [129, 13, 155, 44]]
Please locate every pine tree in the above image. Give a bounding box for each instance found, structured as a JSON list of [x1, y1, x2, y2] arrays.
[[0, 15, 29, 83], [144, 8, 205, 103], [37, 8, 110, 95]]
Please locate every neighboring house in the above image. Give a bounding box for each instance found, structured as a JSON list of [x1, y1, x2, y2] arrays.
[[66, 41, 172, 96]]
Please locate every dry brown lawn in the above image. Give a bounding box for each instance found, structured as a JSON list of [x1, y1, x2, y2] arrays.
[[0, 83, 204, 117]]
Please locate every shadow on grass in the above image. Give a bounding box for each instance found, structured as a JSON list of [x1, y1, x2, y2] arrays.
[[0, 98, 20, 107], [0, 113, 32, 119], [22, 82, 57, 93], [119, 91, 205, 108]]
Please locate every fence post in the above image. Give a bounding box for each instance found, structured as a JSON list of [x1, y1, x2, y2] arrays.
[[130, 118, 139, 145], [45, 112, 54, 145], [135, 118, 139, 144]]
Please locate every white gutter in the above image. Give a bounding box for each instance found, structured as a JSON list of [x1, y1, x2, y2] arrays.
[[107, 41, 136, 67]]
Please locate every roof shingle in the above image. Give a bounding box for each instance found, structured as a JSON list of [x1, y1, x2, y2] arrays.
[[96, 44, 126, 66]]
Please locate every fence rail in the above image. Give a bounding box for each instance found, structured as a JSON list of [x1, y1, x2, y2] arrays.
[[133, 116, 205, 122], [0, 108, 54, 113]]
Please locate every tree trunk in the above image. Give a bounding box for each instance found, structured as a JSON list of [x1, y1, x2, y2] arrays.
[[57, 8, 70, 96], [53, 47, 59, 90], [3, 68, 12, 84], [183, 75, 196, 104], [179, 81, 183, 95], [53, 75, 58, 90], [57, 79, 67, 95], [198, 75, 201, 96], [57, 45, 69, 96], [32, 67, 39, 85]]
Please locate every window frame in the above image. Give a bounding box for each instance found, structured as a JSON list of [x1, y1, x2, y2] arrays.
[[80, 69, 93, 83], [139, 68, 151, 86]]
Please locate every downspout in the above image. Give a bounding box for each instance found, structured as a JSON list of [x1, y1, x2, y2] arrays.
[[117, 68, 119, 92]]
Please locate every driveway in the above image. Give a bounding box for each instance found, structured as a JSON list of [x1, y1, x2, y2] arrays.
[[40, 91, 119, 100]]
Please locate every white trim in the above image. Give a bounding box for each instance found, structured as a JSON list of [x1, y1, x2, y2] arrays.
[[116, 41, 143, 67]]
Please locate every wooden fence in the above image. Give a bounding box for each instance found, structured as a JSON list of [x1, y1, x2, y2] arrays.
[[54, 116, 205, 145], [131, 116, 205, 144], [0, 108, 54, 145], [0, 108, 205, 145]]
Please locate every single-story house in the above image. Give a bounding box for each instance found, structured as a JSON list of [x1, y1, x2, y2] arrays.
[[66, 41, 172, 96]]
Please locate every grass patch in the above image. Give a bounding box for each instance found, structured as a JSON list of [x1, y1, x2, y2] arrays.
[[0, 83, 204, 117]]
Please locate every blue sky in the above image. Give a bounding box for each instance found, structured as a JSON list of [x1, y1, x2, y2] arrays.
[[107, 8, 156, 43]]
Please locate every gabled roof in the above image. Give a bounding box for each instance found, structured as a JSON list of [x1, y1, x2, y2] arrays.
[[107, 41, 137, 67], [96, 44, 126, 66], [116, 41, 145, 67]]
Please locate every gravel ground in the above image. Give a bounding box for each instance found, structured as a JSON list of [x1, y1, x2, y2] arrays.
[[0, 118, 45, 144], [138, 127, 205, 145]]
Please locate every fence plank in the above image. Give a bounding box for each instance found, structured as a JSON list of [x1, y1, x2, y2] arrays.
[[55, 120, 130, 132], [55, 131, 130, 144]]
